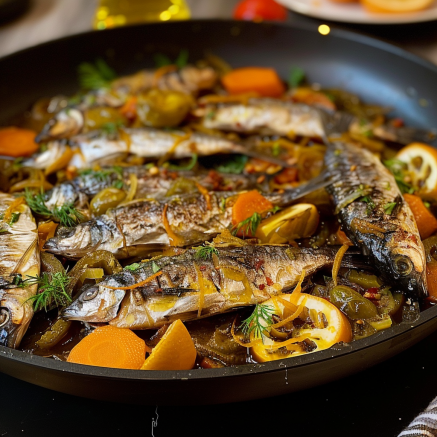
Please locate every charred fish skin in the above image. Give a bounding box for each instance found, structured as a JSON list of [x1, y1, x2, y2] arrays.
[[0, 194, 40, 348], [43, 191, 235, 259], [63, 245, 351, 329], [325, 141, 427, 300]]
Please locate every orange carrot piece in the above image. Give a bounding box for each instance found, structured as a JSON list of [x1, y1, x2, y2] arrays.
[[119, 96, 137, 120], [232, 190, 273, 226], [336, 228, 354, 246], [38, 221, 59, 251], [221, 67, 285, 97], [67, 325, 146, 369], [105, 271, 162, 290], [404, 193, 437, 239], [0, 127, 39, 157]]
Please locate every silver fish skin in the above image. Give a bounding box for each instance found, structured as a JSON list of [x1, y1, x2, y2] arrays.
[[325, 141, 427, 299], [66, 128, 251, 169], [62, 245, 350, 328], [43, 166, 262, 211], [199, 98, 325, 138], [0, 194, 40, 348]]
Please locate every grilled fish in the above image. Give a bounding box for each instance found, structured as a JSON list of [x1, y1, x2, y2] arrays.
[[324, 141, 427, 299], [43, 166, 262, 211], [43, 173, 335, 259], [0, 194, 40, 348], [36, 65, 218, 142], [26, 128, 286, 170], [62, 245, 358, 328]]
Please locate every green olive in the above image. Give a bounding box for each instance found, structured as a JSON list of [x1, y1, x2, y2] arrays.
[[84, 107, 126, 131], [90, 187, 126, 216], [423, 236, 437, 264], [329, 285, 379, 320], [346, 270, 382, 289], [137, 89, 194, 128]]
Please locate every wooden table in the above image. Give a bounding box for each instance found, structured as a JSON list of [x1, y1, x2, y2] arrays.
[[1, 2, 437, 437]]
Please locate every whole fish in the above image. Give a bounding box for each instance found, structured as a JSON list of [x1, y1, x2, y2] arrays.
[[198, 98, 435, 145], [62, 245, 358, 328], [25, 128, 286, 170], [43, 173, 334, 259], [0, 194, 40, 348], [324, 141, 427, 299], [43, 166, 263, 211], [36, 65, 218, 142]]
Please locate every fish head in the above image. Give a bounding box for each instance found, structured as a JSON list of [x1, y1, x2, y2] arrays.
[[62, 284, 125, 322], [385, 238, 427, 300], [0, 286, 35, 348], [36, 108, 83, 142]]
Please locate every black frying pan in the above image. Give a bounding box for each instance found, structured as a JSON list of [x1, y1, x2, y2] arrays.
[[1, 19, 437, 406]]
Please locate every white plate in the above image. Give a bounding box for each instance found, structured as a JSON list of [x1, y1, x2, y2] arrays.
[[277, 0, 437, 24]]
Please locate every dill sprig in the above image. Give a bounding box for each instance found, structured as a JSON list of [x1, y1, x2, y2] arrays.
[[232, 212, 262, 237], [195, 245, 219, 260], [24, 271, 72, 311], [77, 58, 116, 91], [240, 304, 275, 340], [24, 189, 83, 227]]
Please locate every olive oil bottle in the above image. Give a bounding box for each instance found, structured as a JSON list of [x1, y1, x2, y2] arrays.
[[94, 0, 191, 29]]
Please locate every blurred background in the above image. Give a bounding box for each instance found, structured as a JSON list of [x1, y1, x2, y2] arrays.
[[0, 0, 437, 63]]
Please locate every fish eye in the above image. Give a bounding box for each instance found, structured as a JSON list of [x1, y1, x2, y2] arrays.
[[81, 287, 99, 302], [393, 256, 413, 276], [0, 308, 10, 328]]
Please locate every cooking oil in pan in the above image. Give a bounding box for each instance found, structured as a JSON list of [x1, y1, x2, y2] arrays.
[[94, 0, 191, 29]]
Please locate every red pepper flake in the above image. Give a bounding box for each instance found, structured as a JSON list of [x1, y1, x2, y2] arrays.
[[266, 277, 274, 286], [259, 284, 265, 291], [255, 259, 264, 271], [367, 287, 379, 294], [392, 118, 404, 128], [155, 288, 163, 293], [200, 265, 207, 271]]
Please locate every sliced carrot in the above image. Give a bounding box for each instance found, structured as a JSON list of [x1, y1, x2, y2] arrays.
[[119, 96, 137, 120], [141, 319, 197, 371], [232, 190, 274, 236], [0, 127, 39, 157], [291, 87, 336, 111], [403, 193, 437, 239], [426, 263, 437, 299], [336, 228, 354, 246], [222, 67, 285, 97], [67, 325, 146, 369]]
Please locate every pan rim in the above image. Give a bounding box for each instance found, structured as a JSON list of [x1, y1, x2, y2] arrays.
[[1, 18, 437, 382]]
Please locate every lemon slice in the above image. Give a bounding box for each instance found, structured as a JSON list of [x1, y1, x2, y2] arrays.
[[396, 142, 437, 193], [361, 0, 435, 13]]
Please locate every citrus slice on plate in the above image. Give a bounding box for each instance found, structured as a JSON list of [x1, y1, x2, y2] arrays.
[[395, 143, 437, 194], [360, 0, 435, 13], [141, 319, 197, 370], [250, 293, 352, 363]]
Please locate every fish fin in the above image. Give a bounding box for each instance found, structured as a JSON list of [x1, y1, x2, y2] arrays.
[[11, 238, 38, 276], [274, 170, 340, 207], [318, 110, 356, 142], [381, 125, 437, 146]]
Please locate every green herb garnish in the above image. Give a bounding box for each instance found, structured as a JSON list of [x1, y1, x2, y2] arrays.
[[195, 245, 219, 260], [24, 272, 71, 312], [424, 201, 431, 209], [124, 263, 141, 272], [240, 304, 274, 341], [215, 155, 248, 174], [79, 166, 124, 187], [219, 197, 226, 212], [24, 189, 83, 227], [8, 212, 20, 226], [288, 67, 305, 89], [384, 159, 415, 194], [151, 261, 161, 273], [154, 49, 189, 69], [232, 212, 262, 237], [78, 58, 116, 90], [384, 202, 397, 215], [101, 121, 124, 135], [360, 195, 376, 214], [168, 154, 198, 171]]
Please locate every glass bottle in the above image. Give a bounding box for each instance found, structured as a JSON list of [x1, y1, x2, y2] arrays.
[[94, 0, 191, 30]]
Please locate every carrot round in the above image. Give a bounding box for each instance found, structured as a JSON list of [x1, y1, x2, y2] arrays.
[[221, 67, 285, 97], [0, 127, 39, 157], [403, 193, 437, 240], [427, 263, 437, 299], [67, 325, 147, 369]]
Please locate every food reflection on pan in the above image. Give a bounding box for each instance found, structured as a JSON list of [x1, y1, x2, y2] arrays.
[[1, 54, 437, 371]]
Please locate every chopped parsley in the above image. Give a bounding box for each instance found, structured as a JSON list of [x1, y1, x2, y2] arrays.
[[383, 202, 397, 215]]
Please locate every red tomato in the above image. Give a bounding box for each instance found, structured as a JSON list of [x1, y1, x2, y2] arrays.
[[233, 0, 288, 21]]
